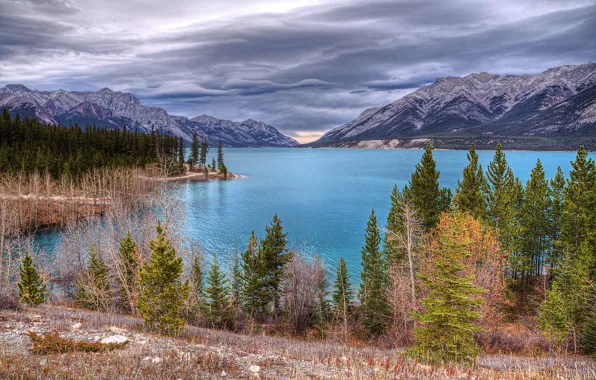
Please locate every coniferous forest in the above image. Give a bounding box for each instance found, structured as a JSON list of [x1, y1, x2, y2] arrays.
[[0, 109, 182, 178]]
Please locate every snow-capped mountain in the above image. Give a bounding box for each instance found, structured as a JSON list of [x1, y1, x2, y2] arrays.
[[314, 63, 596, 146], [0, 85, 299, 147]]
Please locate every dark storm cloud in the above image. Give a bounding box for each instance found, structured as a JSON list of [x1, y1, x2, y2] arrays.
[[0, 0, 595, 141]]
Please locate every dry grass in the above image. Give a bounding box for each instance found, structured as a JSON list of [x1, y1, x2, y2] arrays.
[[26, 330, 128, 354]]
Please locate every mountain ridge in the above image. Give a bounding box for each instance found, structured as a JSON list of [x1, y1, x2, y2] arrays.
[[312, 63, 596, 149], [0, 85, 299, 147]]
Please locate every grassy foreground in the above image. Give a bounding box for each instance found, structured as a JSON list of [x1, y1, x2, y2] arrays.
[[1, 304, 595, 379]]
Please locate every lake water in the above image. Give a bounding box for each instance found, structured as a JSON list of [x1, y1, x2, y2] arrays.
[[35, 148, 591, 276]]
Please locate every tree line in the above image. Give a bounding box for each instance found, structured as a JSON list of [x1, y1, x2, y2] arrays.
[[13, 143, 596, 362], [0, 109, 185, 178]]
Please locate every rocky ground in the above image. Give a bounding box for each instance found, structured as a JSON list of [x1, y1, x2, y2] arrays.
[[1, 305, 595, 379]]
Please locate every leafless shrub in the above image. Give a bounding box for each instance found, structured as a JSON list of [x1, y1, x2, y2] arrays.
[[0, 283, 20, 310], [282, 253, 326, 334]]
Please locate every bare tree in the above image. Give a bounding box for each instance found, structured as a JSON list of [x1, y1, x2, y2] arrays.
[[282, 253, 327, 334]]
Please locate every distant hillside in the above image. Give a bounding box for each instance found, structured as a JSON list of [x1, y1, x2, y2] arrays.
[[311, 63, 596, 150], [0, 85, 299, 148]]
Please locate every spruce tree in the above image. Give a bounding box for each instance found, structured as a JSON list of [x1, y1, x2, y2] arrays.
[[211, 158, 217, 172], [581, 307, 596, 357], [486, 143, 515, 234], [384, 185, 407, 263], [240, 231, 267, 318], [559, 146, 596, 260], [18, 253, 46, 306], [221, 163, 228, 178], [138, 221, 189, 335], [217, 140, 224, 169], [190, 131, 199, 171], [230, 248, 242, 307], [407, 143, 447, 230], [260, 214, 291, 316], [186, 252, 205, 324], [76, 246, 111, 311], [537, 283, 569, 349], [359, 208, 390, 336], [332, 257, 354, 315], [116, 232, 140, 314], [454, 143, 487, 220], [409, 211, 485, 362], [548, 167, 566, 270], [204, 252, 232, 329]]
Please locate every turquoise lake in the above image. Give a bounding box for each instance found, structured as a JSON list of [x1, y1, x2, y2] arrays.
[[35, 148, 592, 276]]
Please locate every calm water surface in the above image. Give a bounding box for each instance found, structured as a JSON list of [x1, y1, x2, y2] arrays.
[[35, 148, 592, 276]]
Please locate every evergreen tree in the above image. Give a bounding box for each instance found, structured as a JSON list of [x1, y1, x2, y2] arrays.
[[138, 221, 189, 335], [407, 143, 447, 230], [217, 140, 224, 169], [190, 131, 200, 171], [76, 246, 111, 311], [409, 211, 485, 362], [454, 143, 487, 220], [211, 158, 217, 172], [537, 283, 569, 349], [581, 308, 596, 357], [518, 159, 551, 296], [230, 248, 242, 307], [17, 253, 46, 306], [221, 163, 228, 178], [200, 138, 209, 167], [116, 232, 140, 314], [240, 231, 267, 318], [260, 214, 291, 316], [332, 257, 354, 315], [204, 252, 232, 329], [384, 185, 407, 263], [359, 208, 390, 336], [548, 167, 566, 270], [186, 252, 205, 324], [485, 143, 515, 241], [559, 146, 596, 261]]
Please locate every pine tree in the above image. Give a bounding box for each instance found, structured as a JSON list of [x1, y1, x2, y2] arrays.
[[186, 252, 205, 324], [221, 163, 228, 178], [116, 232, 140, 314], [240, 231, 267, 318], [454, 143, 487, 220], [138, 221, 189, 335], [217, 140, 224, 169], [537, 283, 569, 349], [190, 131, 200, 171], [230, 247, 242, 307], [581, 307, 596, 357], [559, 146, 596, 261], [260, 214, 291, 316], [518, 159, 551, 301], [409, 211, 485, 362], [407, 143, 448, 230], [384, 185, 407, 264], [359, 208, 390, 336], [332, 257, 354, 315], [200, 138, 209, 167], [76, 246, 111, 311], [211, 158, 217, 172], [548, 167, 566, 270], [485, 143, 515, 238], [18, 253, 46, 306], [204, 252, 232, 329]]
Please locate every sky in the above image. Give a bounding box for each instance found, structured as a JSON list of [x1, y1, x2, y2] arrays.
[[0, 0, 595, 143]]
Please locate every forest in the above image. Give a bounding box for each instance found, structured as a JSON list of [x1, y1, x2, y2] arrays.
[[1, 106, 595, 365], [0, 109, 184, 178]]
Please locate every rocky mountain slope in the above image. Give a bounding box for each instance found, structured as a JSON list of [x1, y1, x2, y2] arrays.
[[0, 85, 299, 147], [313, 63, 596, 149]]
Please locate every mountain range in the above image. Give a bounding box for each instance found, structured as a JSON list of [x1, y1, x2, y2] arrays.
[[0, 85, 299, 147], [312, 63, 596, 150]]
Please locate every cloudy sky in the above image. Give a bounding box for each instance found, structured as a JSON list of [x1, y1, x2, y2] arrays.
[[1, 0, 595, 142]]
